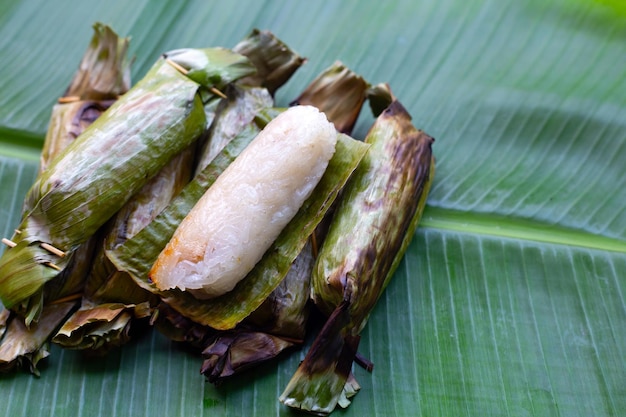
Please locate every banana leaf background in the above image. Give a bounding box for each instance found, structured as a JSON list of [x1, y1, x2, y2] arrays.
[[1, 0, 625, 416]]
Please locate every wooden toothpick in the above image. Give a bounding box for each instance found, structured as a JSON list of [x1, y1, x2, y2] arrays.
[[40, 242, 66, 258], [1, 238, 16, 248], [50, 292, 83, 304], [209, 87, 227, 99], [166, 58, 189, 75], [58, 95, 81, 104], [44, 262, 62, 271]]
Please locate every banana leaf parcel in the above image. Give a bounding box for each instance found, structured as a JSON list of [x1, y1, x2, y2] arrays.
[[0, 47, 256, 324], [281, 92, 435, 415]]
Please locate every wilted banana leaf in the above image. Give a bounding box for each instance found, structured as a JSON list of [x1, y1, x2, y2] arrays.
[[232, 28, 306, 95], [0, 1, 625, 417], [52, 301, 152, 353], [291, 61, 368, 134], [0, 301, 75, 375]]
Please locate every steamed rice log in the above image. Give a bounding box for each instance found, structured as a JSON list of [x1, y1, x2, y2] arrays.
[[150, 105, 337, 298]]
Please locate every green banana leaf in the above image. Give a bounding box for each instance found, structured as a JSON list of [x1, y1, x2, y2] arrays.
[[0, 0, 625, 416]]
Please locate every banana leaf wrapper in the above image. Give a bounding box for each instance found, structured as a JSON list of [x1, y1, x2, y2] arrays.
[[194, 85, 274, 175], [291, 61, 368, 134], [233, 28, 305, 95], [0, 47, 256, 318], [247, 61, 370, 336], [149, 100, 275, 344], [51, 300, 152, 354], [280, 98, 435, 415], [108, 129, 369, 331], [36, 22, 132, 303], [0, 301, 75, 375]]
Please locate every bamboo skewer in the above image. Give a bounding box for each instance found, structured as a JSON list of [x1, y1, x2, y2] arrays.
[[165, 58, 187, 74], [210, 87, 227, 99], [44, 262, 62, 271], [50, 292, 83, 304], [1, 238, 16, 248], [3, 239, 65, 258], [40, 242, 66, 258], [58, 95, 81, 103], [2, 238, 63, 270]]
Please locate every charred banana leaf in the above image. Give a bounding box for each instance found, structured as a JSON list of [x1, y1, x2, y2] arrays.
[[200, 240, 315, 382], [0, 47, 256, 322], [291, 61, 368, 134], [201, 330, 297, 383], [52, 300, 152, 353], [0, 301, 75, 375], [280, 96, 435, 415], [233, 28, 305, 95], [39, 22, 131, 173], [365, 82, 396, 118], [35, 23, 132, 307]]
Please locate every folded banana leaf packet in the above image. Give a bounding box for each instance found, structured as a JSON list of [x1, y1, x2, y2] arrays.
[[0, 47, 256, 318], [280, 88, 435, 415]]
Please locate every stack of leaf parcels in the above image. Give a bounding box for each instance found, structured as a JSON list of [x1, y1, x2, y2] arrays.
[[0, 24, 434, 415]]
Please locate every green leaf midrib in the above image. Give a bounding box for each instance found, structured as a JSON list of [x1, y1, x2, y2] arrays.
[[422, 206, 626, 253]]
